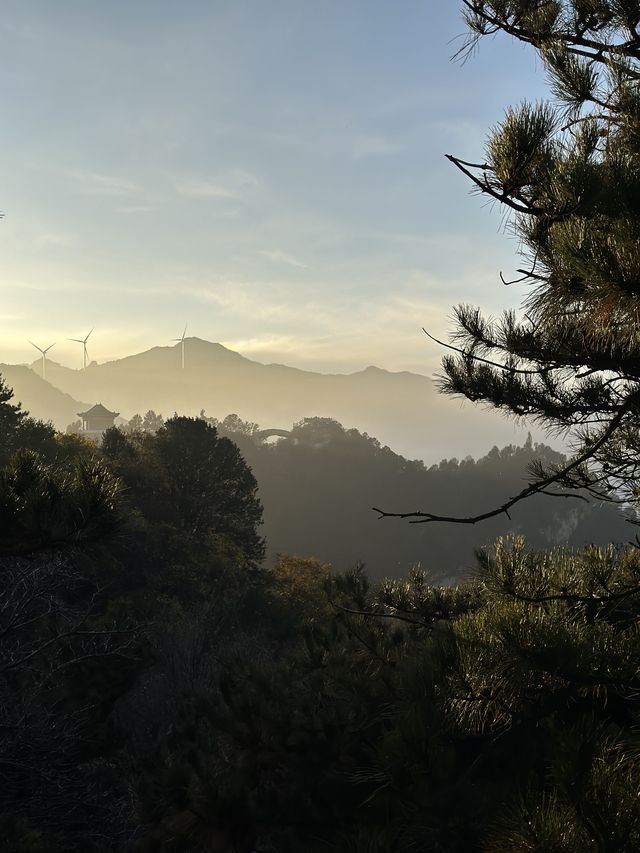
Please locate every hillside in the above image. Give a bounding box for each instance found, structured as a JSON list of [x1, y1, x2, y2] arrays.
[[18, 338, 548, 462], [232, 419, 629, 580], [0, 364, 88, 428]]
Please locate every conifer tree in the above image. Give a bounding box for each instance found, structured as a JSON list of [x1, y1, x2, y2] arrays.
[[0, 375, 55, 465], [380, 1, 640, 523]]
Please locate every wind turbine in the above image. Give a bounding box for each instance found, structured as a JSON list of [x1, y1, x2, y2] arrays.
[[172, 325, 187, 370], [29, 341, 55, 381], [68, 328, 93, 369]]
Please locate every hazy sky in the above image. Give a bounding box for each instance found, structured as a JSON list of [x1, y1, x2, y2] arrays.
[[0, 1, 547, 374]]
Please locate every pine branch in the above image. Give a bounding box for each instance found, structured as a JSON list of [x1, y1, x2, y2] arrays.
[[373, 401, 631, 525], [422, 327, 542, 375], [445, 154, 544, 215], [461, 1, 640, 72]]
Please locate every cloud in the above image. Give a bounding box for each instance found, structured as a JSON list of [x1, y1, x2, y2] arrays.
[[175, 170, 260, 201], [221, 333, 304, 358], [259, 249, 307, 269], [352, 134, 397, 159], [35, 232, 76, 249], [186, 270, 455, 374], [187, 279, 303, 324], [226, 169, 261, 189], [176, 180, 239, 200], [68, 170, 144, 197], [115, 205, 154, 214]]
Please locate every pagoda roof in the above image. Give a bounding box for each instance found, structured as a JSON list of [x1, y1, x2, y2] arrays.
[[77, 403, 120, 419]]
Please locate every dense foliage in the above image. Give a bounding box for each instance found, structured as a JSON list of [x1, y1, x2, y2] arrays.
[[181, 540, 640, 851], [428, 0, 640, 519], [118, 409, 630, 578], [3, 368, 640, 849], [0, 378, 269, 850], [0, 379, 57, 466]]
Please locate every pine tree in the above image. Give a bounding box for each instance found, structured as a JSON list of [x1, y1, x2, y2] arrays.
[[0, 374, 58, 466], [381, 2, 640, 524]]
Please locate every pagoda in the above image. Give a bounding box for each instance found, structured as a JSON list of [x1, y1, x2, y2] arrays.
[[77, 403, 119, 437]]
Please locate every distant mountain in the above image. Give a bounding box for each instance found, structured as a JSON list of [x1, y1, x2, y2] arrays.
[[16, 337, 550, 462], [0, 364, 88, 428]]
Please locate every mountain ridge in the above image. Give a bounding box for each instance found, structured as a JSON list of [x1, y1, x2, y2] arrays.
[[7, 337, 548, 463], [30, 340, 430, 380]]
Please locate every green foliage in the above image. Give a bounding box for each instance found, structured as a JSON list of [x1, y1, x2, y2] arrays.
[[156, 540, 637, 852], [122, 410, 165, 434], [0, 450, 123, 556], [443, 1, 640, 514], [0, 374, 57, 466], [269, 554, 334, 628], [152, 417, 263, 558], [0, 421, 138, 851], [104, 417, 263, 570], [218, 412, 261, 438], [0, 382, 269, 851], [142, 410, 164, 433]]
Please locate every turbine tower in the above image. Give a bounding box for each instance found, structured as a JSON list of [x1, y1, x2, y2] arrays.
[[69, 328, 93, 369], [172, 325, 187, 370], [29, 341, 55, 381]]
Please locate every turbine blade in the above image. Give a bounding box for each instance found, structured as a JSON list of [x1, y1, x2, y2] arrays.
[[28, 341, 44, 354], [85, 328, 94, 342]]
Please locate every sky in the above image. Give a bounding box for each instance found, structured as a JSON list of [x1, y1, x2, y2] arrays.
[[0, 1, 549, 375]]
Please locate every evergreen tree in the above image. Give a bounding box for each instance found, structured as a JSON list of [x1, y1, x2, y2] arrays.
[[145, 416, 265, 564], [0, 375, 56, 466], [142, 409, 164, 433], [101, 417, 265, 604], [125, 413, 144, 433], [381, 2, 640, 523], [0, 375, 25, 435]]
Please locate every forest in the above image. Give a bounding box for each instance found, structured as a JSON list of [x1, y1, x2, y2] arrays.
[[6, 377, 639, 853], [117, 409, 629, 579], [3, 1, 640, 851]]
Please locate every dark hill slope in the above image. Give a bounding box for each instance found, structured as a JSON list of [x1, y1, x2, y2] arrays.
[[232, 419, 629, 581]]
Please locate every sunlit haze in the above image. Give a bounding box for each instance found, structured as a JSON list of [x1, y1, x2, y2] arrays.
[[1, 1, 547, 375]]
